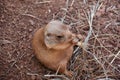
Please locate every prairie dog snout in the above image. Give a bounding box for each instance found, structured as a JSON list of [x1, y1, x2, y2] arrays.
[[32, 20, 80, 77]]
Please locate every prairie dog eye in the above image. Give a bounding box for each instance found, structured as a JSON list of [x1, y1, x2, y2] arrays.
[[46, 33, 52, 37], [56, 36, 64, 39]]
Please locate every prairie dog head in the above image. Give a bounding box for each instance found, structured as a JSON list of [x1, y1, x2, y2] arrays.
[[44, 20, 74, 49]]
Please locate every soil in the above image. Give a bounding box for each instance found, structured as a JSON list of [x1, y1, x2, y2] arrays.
[[0, 0, 120, 80]]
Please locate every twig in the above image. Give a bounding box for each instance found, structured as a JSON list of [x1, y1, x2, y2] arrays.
[[92, 32, 112, 54], [89, 33, 120, 40], [83, 1, 109, 79], [73, 47, 80, 54], [110, 51, 120, 65], [88, 54, 115, 61], [55, 65, 61, 75], [83, 0, 88, 4], [27, 72, 39, 76], [84, 50, 109, 79], [61, 0, 69, 23], [105, 22, 111, 29], [35, 0, 51, 4], [104, 58, 120, 73], [84, 0, 101, 49], [44, 74, 70, 80], [22, 14, 40, 20], [70, 0, 75, 7]]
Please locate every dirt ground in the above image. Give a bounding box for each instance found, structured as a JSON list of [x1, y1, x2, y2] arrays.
[[0, 0, 120, 80]]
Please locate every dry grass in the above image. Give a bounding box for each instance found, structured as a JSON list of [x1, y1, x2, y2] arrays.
[[46, 0, 120, 80], [0, 0, 119, 80]]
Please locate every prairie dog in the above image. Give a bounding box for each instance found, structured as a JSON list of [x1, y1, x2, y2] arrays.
[[32, 20, 80, 77]]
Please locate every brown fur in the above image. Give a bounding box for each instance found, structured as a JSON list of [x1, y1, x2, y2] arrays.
[[32, 20, 79, 77]]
